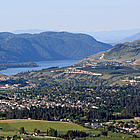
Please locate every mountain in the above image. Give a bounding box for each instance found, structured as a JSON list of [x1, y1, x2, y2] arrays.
[[0, 31, 112, 63], [76, 39, 140, 66], [12, 29, 46, 34], [103, 40, 140, 62], [118, 33, 140, 44], [81, 28, 140, 43], [12, 28, 140, 44]]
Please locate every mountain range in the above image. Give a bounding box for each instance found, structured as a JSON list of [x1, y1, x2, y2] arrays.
[[117, 33, 140, 44], [0, 31, 112, 63], [12, 28, 140, 44], [82, 28, 140, 43]]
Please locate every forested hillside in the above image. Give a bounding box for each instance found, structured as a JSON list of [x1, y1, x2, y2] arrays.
[[0, 31, 112, 63], [103, 40, 140, 61], [76, 39, 140, 66]]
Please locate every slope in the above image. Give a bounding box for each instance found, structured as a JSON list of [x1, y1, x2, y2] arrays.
[[0, 31, 112, 63]]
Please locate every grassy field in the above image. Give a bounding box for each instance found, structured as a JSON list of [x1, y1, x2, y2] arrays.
[[0, 119, 139, 140], [0, 131, 17, 137], [0, 119, 89, 134], [86, 136, 136, 140]]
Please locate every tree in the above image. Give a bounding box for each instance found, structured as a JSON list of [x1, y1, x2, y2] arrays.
[[47, 129, 49, 136], [54, 130, 57, 137], [67, 130, 74, 138], [13, 135, 17, 140], [20, 127, 25, 134], [6, 136, 11, 140], [34, 128, 37, 133], [101, 131, 108, 136]]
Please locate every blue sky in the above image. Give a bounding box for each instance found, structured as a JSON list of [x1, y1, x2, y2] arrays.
[[0, 0, 140, 32]]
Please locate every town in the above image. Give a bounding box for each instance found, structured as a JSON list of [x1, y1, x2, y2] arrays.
[[1, 84, 140, 122]]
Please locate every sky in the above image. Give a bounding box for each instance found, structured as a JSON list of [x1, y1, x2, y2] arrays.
[[0, 0, 140, 32]]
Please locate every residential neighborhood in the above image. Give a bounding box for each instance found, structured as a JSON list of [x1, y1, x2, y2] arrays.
[[0, 88, 98, 113], [85, 120, 140, 134], [51, 68, 102, 76]]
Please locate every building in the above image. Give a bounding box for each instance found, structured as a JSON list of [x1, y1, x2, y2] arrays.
[[134, 117, 140, 121]]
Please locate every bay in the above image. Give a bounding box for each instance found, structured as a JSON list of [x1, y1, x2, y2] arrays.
[[0, 59, 79, 76]]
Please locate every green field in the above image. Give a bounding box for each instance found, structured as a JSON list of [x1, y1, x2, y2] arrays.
[[0, 119, 89, 134], [0, 119, 139, 140], [86, 136, 136, 140]]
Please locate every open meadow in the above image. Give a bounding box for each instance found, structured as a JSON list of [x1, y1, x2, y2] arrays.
[[0, 119, 140, 139], [0, 119, 90, 134]]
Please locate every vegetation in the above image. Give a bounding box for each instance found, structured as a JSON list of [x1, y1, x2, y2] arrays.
[[0, 62, 39, 71], [0, 119, 139, 140], [2, 38, 140, 140], [0, 119, 89, 132], [0, 31, 112, 63], [104, 40, 140, 61], [79, 39, 140, 64], [48, 128, 57, 137], [1, 84, 140, 122], [2, 63, 139, 87], [65, 130, 87, 138], [20, 127, 25, 134]]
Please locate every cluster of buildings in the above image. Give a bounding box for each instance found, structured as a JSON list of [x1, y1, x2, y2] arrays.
[[122, 79, 140, 85], [0, 90, 98, 113], [85, 120, 140, 134], [75, 60, 124, 67], [75, 58, 135, 68], [51, 68, 102, 76], [0, 83, 36, 90], [0, 84, 21, 89], [0, 76, 37, 89], [0, 77, 11, 81]]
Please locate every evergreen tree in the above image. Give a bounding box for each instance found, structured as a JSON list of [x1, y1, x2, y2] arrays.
[[47, 129, 49, 136], [20, 127, 25, 134]]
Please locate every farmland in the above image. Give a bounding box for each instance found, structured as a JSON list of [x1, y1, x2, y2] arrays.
[[0, 119, 140, 140], [0, 119, 89, 134]]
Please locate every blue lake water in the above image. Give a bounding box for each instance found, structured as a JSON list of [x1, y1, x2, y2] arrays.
[[0, 59, 79, 76]]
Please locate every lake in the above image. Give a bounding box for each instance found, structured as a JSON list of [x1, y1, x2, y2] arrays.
[[0, 59, 79, 76]]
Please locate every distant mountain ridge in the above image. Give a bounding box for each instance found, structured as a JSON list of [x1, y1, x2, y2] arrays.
[[11, 28, 140, 44], [0, 31, 112, 63], [12, 29, 46, 34], [118, 33, 140, 43], [82, 28, 140, 43]]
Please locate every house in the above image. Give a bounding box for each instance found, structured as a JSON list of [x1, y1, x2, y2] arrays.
[[33, 132, 44, 136], [134, 130, 140, 133], [134, 117, 140, 121], [73, 138, 84, 140], [21, 138, 28, 140], [85, 123, 90, 126], [5, 138, 10, 140], [67, 119, 72, 122]]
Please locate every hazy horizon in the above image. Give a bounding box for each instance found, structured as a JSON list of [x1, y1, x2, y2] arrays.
[[0, 0, 140, 33]]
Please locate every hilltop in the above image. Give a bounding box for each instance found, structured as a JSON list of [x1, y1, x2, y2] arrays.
[[103, 40, 140, 62], [0, 31, 112, 63], [77, 40, 140, 65]]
